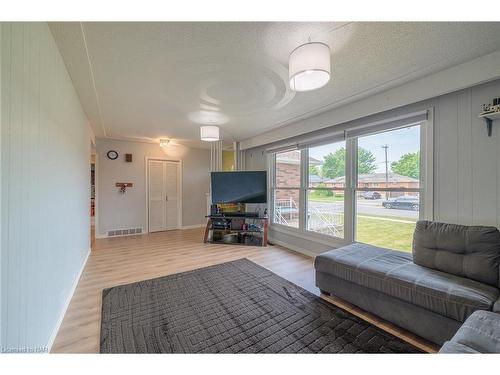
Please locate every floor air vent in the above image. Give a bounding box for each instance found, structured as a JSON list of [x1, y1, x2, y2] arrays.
[[107, 228, 143, 237]]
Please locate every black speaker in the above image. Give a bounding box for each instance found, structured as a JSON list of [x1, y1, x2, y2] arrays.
[[210, 204, 219, 216]]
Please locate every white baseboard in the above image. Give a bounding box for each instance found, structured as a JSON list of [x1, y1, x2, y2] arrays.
[[268, 237, 318, 258], [47, 247, 90, 353], [181, 224, 206, 230]]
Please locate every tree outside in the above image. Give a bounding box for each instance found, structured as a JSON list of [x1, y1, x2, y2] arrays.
[[321, 147, 377, 179], [309, 165, 321, 176], [357, 147, 377, 174], [391, 151, 420, 178]]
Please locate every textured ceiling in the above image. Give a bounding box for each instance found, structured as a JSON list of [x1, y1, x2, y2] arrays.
[[49, 22, 500, 148]]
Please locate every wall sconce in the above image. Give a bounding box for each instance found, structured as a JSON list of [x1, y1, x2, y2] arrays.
[[159, 139, 170, 148]]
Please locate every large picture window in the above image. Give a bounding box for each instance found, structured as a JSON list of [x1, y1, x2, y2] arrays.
[[270, 113, 431, 253]]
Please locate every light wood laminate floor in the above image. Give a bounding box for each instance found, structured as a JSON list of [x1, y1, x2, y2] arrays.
[[51, 228, 438, 353]]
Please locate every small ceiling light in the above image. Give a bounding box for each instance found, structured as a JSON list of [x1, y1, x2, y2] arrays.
[[159, 139, 170, 148], [289, 42, 331, 92], [200, 126, 220, 142]]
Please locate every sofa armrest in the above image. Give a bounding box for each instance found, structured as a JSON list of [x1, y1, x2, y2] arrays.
[[494, 297, 500, 313], [439, 341, 480, 353], [442, 310, 500, 353]]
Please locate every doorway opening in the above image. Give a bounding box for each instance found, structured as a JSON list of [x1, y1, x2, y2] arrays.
[[90, 150, 96, 249]]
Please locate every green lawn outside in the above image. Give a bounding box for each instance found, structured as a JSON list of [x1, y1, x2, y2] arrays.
[[307, 212, 415, 252], [308, 195, 344, 202], [358, 213, 417, 223], [357, 216, 415, 253], [306, 196, 417, 252]]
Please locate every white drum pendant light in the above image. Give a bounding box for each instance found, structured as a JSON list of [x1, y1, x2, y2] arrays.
[[200, 125, 220, 142], [289, 42, 331, 92]]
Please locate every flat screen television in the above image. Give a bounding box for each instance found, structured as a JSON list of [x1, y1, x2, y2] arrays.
[[211, 171, 267, 204]]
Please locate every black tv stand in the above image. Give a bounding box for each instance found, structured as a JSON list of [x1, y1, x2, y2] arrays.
[[203, 214, 268, 247]]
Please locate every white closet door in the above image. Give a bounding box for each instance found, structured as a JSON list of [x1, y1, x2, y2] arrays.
[[149, 160, 167, 232], [164, 161, 179, 230], [148, 160, 180, 232]]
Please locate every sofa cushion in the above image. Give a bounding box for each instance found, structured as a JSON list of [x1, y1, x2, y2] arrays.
[[315, 243, 499, 322], [412, 221, 500, 287], [439, 310, 500, 353]]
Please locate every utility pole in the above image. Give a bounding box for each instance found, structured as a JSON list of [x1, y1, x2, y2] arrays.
[[382, 145, 389, 200]]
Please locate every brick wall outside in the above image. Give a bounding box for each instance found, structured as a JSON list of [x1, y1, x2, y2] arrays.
[[275, 162, 300, 203]]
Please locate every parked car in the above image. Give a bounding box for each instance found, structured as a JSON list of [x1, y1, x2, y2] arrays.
[[361, 191, 382, 200], [382, 196, 419, 211]]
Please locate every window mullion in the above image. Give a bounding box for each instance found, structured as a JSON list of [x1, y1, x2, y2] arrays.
[[268, 153, 275, 224], [420, 108, 434, 221], [299, 149, 308, 231], [344, 138, 357, 243]]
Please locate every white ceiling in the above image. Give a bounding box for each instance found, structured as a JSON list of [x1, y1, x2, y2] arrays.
[[49, 22, 500, 148]]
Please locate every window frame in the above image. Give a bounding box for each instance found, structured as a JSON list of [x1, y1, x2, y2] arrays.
[[269, 108, 434, 247], [270, 151, 303, 230], [304, 143, 348, 240]]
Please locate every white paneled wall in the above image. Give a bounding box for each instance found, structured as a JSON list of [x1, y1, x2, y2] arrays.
[[433, 80, 500, 226], [1, 23, 91, 351]]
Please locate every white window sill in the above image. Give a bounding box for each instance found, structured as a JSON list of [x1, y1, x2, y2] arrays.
[[269, 223, 351, 249]]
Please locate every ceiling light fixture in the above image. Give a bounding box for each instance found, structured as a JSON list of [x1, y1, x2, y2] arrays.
[[200, 126, 220, 142], [289, 41, 331, 92], [159, 139, 170, 148]]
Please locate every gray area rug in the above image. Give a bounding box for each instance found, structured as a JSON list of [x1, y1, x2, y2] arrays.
[[100, 258, 421, 353]]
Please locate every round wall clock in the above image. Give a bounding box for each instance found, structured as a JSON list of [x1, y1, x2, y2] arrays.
[[107, 150, 119, 160]]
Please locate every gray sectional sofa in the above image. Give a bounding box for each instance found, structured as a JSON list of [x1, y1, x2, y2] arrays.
[[314, 221, 500, 346], [439, 310, 500, 353]]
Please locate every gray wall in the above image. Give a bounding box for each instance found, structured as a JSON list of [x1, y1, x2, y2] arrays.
[[246, 79, 500, 255], [96, 138, 210, 236], [1, 23, 91, 351]]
